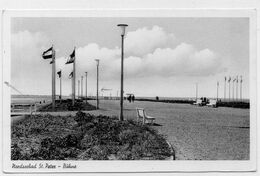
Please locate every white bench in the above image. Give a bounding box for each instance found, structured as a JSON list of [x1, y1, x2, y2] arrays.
[[193, 99, 202, 106], [136, 108, 156, 125], [206, 99, 217, 108]]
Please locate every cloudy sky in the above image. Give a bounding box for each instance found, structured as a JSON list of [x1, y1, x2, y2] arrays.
[[11, 17, 249, 98]]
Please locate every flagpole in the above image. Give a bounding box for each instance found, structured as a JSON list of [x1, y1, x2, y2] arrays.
[[228, 77, 231, 101], [52, 46, 56, 111], [85, 72, 88, 102], [60, 70, 62, 101], [224, 77, 226, 100], [71, 72, 73, 103], [195, 83, 198, 100], [81, 76, 83, 98], [240, 76, 243, 101], [236, 76, 238, 101], [72, 47, 76, 106], [217, 81, 219, 101], [95, 59, 100, 109], [232, 80, 235, 101]]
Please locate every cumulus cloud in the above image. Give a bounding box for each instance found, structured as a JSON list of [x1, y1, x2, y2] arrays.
[[11, 26, 227, 95], [125, 25, 175, 57], [73, 42, 224, 80]]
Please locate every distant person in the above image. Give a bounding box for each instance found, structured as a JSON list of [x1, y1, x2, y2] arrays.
[[127, 95, 131, 103], [132, 95, 135, 103], [156, 96, 159, 101]]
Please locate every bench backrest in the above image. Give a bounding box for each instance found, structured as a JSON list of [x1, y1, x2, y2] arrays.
[[11, 103, 37, 113], [209, 99, 217, 104], [196, 99, 202, 103], [136, 108, 146, 118]]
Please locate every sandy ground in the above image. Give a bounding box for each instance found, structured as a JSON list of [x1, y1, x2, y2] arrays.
[[11, 99, 249, 160]]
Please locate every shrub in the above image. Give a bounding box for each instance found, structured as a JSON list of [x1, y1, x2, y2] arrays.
[[11, 111, 173, 160]]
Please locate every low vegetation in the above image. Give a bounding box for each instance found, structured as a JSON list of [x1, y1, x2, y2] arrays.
[[38, 99, 96, 112], [136, 98, 249, 109], [11, 111, 173, 160]]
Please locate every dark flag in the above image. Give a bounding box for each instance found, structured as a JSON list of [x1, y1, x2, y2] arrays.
[[228, 77, 231, 82], [240, 76, 243, 83], [66, 49, 75, 64], [225, 76, 226, 81], [42, 47, 53, 59], [69, 71, 73, 79], [57, 70, 61, 78]]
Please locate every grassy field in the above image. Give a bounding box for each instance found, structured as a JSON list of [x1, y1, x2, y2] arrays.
[[86, 100, 250, 160]]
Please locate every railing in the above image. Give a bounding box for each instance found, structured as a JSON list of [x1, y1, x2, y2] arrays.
[[11, 103, 37, 117]]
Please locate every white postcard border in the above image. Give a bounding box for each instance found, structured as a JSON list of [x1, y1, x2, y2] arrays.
[[2, 9, 257, 173]]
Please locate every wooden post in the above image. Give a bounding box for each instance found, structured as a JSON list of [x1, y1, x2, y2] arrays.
[[85, 72, 88, 102], [52, 47, 56, 111]]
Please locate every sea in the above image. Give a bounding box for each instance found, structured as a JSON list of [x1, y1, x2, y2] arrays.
[[11, 94, 250, 104]]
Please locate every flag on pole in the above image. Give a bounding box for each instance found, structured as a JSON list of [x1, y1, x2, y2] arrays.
[[236, 76, 238, 83], [69, 71, 73, 79], [57, 70, 62, 78], [233, 77, 236, 82], [65, 49, 75, 64], [42, 47, 53, 59], [217, 81, 219, 86], [225, 76, 226, 81], [228, 77, 231, 82], [240, 76, 243, 83]]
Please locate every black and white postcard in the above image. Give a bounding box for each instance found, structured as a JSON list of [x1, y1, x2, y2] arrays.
[[1, 9, 257, 173]]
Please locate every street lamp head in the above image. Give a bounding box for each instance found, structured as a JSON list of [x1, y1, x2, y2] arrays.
[[95, 59, 100, 65], [117, 24, 128, 36]]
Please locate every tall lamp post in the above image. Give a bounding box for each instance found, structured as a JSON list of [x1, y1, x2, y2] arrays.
[[195, 83, 198, 101], [217, 81, 219, 101], [117, 24, 128, 121], [78, 80, 80, 99], [95, 59, 100, 109]]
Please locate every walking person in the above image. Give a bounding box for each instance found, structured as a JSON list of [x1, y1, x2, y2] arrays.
[[132, 95, 135, 103]]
